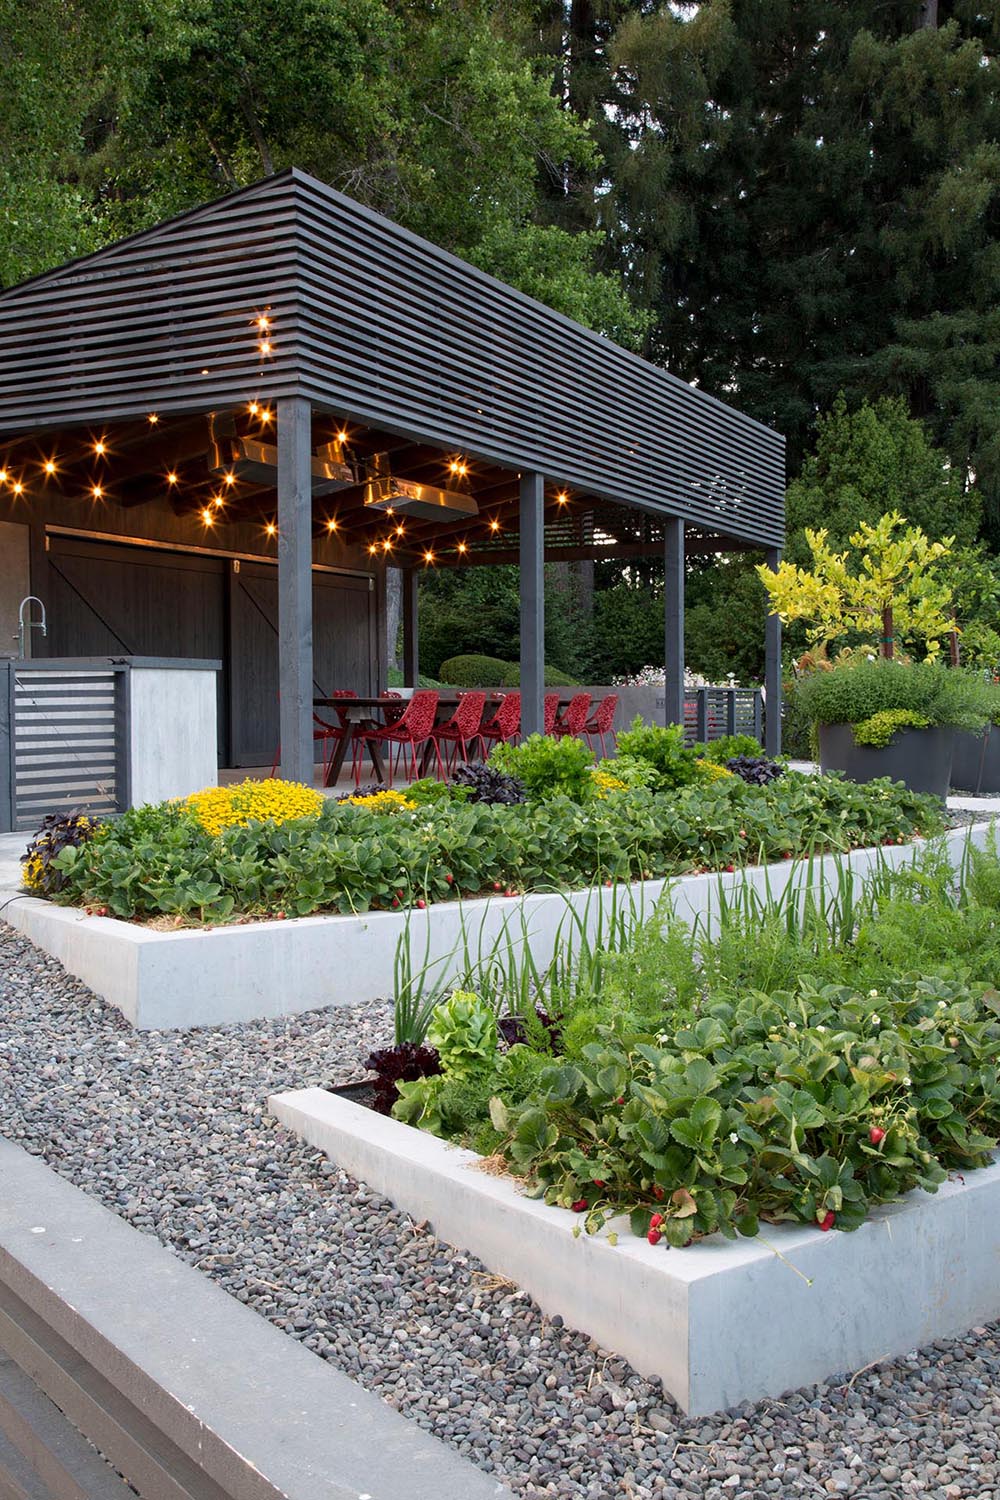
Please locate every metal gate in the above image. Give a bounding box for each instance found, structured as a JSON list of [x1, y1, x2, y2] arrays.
[[0, 660, 130, 833]]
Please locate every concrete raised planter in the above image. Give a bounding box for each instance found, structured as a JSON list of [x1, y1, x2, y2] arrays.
[[818, 722, 954, 799], [0, 823, 989, 1029], [270, 1086, 1000, 1417]]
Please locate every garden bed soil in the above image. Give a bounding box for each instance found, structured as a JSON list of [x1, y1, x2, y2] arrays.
[[818, 723, 954, 798]]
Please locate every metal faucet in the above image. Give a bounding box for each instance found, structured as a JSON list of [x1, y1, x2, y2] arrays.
[[16, 596, 46, 659]]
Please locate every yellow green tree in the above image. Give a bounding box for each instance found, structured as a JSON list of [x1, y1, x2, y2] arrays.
[[757, 513, 956, 661]]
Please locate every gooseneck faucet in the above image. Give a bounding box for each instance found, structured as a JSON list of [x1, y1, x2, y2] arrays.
[[16, 596, 47, 659]]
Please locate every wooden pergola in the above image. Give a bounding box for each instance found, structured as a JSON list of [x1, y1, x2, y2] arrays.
[[0, 168, 785, 780]]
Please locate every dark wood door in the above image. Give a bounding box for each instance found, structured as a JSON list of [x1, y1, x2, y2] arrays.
[[228, 562, 377, 766], [44, 536, 229, 761]]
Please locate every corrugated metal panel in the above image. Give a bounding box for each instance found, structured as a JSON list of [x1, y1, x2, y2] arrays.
[[12, 669, 122, 828], [0, 169, 784, 546]]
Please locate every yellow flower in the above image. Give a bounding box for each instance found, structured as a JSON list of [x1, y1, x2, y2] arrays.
[[342, 788, 417, 812], [186, 778, 323, 835], [695, 757, 735, 783], [21, 853, 45, 890], [591, 768, 627, 798]]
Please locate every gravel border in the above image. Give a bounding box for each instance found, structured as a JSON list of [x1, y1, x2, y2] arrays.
[[2, 924, 999, 1499]]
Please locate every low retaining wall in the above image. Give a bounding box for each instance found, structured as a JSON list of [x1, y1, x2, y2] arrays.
[[270, 1087, 1000, 1417], [0, 1137, 510, 1500], [0, 823, 992, 1029]]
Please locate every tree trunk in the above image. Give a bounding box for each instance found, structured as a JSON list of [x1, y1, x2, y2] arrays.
[[881, 605, 894, 660], [386, 568, 402, 676], [916, 0, 938, 28]]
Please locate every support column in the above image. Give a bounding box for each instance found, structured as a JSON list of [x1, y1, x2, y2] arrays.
[[519, 472, 545, 737], [764, 545, 782, 757], [277, 395, 314, 783], [402, 569, 419, 688], [664, 517, 685, 727]]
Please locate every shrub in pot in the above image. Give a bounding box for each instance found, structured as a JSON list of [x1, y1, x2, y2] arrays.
[[795, 660, 998, 797]]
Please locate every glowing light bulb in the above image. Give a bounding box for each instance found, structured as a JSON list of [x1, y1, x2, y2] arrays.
[[489, 518, 500, 533], [93, 439, 107, 457], [395, 524, 405, 536], [327, 518, 338, 532], [556, 490, 569, 505], [224, 471, 236, 486], [212, 494, 224, 508], [265, 521, 277, 537], [368, 543, 378, 555], [256, 315, 271, 331], [382, 538, 393, 551], [201, 507, 214, 525], [337, 429, 348, 443], [259, 408, 272, 424], [457, 542, 468, 554], [148, 412, 159, 425], [248, 401, 259, 417], [0, 468, 7, 483], [91, 483, 103, 500], [258, 340, 272, 357], [166, 471, 179, 486], [12, 480, 24, 496], [423, 550, 435, 564], [43, 459, 57, 476]]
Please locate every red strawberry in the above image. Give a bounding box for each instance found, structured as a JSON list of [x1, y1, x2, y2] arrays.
[[652, 1185, 665, 1201], [391, 898, 400, 908], [592, 1179, 605, 1188], [275, 910, 286, 920], [571, 1199, 588, 1213], [650, 1213, 664, 1229], [445, 873, 454, 884], [725, 863, 735, 873], [493, 882, 503, 892], [616, 1096, 625, 1105], [416, 898, 426, 909], [647, 1228, 662, 1245], [869, 1126, 885, 1146], [818, 1210, 836, 1231]]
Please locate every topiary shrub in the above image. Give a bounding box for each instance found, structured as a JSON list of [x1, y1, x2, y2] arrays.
[[439, 654, 513, 687]]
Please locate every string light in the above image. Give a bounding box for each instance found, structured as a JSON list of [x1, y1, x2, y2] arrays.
[[489, 518, 500, 533], [265, 521, 277, 537], [248, 401, 260, 416], [395, 524, 405, 536], [0, 468, 8, 483], [93, 438, 107, 457], [224, 471, 236, 487], [448, 458, 468, 477], [457, 541, 468, 554], [201, 507, 214, 525], [382, 538, 393, 551], [337, 429, 348, 443], [166, 471, 179, 486], [12, 479, 24, 496], [259, 408, 272, 424], [368, 543, 378, 555], [91, 483, 103, 500], [556, 490, 569, 505], [258, 340, 273, 357], [147, 413, 159, 425], [211, 493, 225, 508], [423, 549, 435, 564], [43, 458, 57, 476], [256, 314, 271, 331], [327, 518, 338, 532]]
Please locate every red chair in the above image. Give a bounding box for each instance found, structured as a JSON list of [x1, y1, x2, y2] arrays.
[[552, 692, 591, 739], [581, 693, 618, 757], [432, 691, 487, 774], [270, 690, 357, 779], [543, 693, 561, 735], [479, 692, 520, 752], [355, 690, 443, 786]]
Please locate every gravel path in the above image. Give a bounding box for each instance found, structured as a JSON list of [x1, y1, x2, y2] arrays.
[[2, 925, 1000, 1499]]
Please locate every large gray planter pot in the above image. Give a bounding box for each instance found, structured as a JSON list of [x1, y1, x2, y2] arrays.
[[950, 727, 1000, 794], [818, 723, 953, 799]]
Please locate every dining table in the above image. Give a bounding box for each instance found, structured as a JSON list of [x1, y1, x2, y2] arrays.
[[313, 691, 576, 787]]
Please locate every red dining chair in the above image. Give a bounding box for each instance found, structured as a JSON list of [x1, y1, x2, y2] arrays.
[[581, 693, 619, 757], [479, 692, 520, 751], [543, 693, 561, 736], [432, 691, 487, 774], [270, 690, 357, 779], [553, 692, 592, 740], [355, 689, 443, 786]]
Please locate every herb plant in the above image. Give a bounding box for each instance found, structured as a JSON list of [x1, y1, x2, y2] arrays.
[[490, 734, 596, 801]]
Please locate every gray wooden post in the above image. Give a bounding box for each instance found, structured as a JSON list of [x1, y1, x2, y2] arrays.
[[402, 569, 419, 688], [764, 545, 782, 757], [664, 517, 685, 726], [0, 662, 14, 832], [519, 473, 545, 737], [277, 395, 314, 783]]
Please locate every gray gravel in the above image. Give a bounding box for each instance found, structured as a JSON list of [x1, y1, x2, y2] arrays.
[[2, 924, 1000, 1498]]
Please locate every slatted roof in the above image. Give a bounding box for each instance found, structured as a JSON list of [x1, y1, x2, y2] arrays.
[[0, 168, 784, 554]]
